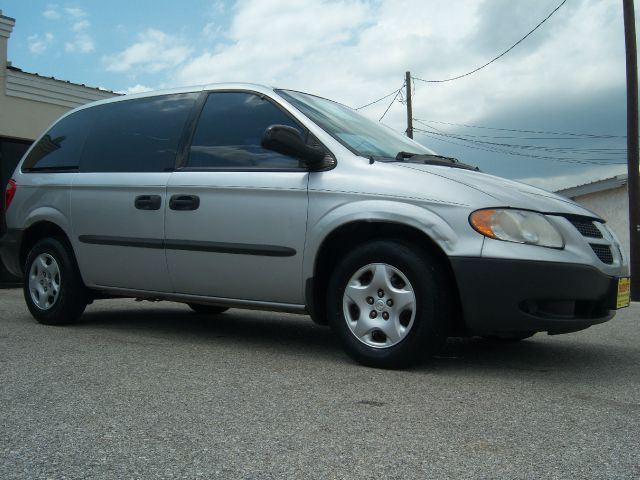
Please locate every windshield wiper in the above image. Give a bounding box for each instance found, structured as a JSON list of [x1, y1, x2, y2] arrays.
[[394, 151, 480, 171]]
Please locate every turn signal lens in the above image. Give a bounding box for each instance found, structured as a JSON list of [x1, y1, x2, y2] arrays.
[[469, 208, 564, 249], [5, 179, 16, 212]]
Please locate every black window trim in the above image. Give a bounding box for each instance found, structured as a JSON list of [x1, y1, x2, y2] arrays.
[[22, 165, 80, 173], [174, 90, 209, 170], [175, 88, 332, 173]]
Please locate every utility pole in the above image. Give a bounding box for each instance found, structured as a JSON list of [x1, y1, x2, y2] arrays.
[[405, 71, 413, 138], [623, 0, 640, 300]]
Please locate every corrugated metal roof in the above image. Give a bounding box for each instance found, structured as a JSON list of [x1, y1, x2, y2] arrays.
[[555, 174, 629, 198], [6, 65, 119, 95]]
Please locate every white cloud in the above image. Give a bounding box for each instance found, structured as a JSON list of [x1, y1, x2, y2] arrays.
[[176, 0, 374, 86], [100, 0, 628, 186], [202, 22, 222, 40], [122, 84, 154, 95], [66, 19, 94, 52], [72, 20, 90, 32], [65, 32, 94, 53], [64, 7, 87, 18], [65, 17, 94, 53], [104, 29, 192, 73], [41, 5, 94, 54], [164, 0, 623, 127], [210, 0, 225, 16], [43, 7, 61, 20], [28, 33, 55, 55]]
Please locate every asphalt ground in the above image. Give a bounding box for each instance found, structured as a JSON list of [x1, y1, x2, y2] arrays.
[[0, 288, 638, 479]]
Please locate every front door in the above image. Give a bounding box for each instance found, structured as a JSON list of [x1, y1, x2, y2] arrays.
[[164, 91, 309, 304]]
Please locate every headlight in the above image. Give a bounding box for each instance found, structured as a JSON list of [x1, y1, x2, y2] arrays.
[[469, 208, 564, 248]]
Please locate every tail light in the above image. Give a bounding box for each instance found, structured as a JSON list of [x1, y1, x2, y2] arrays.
[[5, 179, 16, 212]]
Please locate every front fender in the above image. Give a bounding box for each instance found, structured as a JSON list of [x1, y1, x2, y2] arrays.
[[303, 198, 479, 281]]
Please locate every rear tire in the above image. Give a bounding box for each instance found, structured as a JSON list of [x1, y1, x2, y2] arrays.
[[187, 303, 229, 315], [327, 240, 451, 369], [23, 237, 87, 325]]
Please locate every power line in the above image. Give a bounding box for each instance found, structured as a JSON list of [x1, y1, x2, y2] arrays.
[[417, 128, 624, 163], [413, 119, 626, 155], [355, 86, 405, 110], [412, 0, 567, 84], [413, 127, 626, 165], [412, 119, 626, 142], [379, 85, 405, 121], [416, 129, 624, 165], [414, 118, 625, 138]]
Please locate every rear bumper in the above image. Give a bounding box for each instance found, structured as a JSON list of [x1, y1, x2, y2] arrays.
[[0, 228, 23, 279], [450, 257, 620, 335]]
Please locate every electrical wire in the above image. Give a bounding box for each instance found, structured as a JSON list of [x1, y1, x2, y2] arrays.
[[418, 128, 623, 163], [378, 85, 405, 121], [413, 119, 625, 142], [412, 119, 627, 156], [355, 86, 405, 110], [412, 0, 567, 84], [413, 118, 624, 138], [413, 127, 626, 165]]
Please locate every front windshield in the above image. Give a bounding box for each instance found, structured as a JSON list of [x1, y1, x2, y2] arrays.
[[277, 89, 435, 159]]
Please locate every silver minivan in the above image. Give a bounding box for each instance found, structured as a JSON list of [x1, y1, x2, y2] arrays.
[[0, 83, 630, 368]]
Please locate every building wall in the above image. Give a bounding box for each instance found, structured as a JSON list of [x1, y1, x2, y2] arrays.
[[573, 186, 630, 262], [0, 93, 75, 141], [1, 68, 116, 140]]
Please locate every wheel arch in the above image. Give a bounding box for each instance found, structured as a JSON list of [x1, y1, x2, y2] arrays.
[[305, 218, 465, 332], [20, 220, 75, 275]]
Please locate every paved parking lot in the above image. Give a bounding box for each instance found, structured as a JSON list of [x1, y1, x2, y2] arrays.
[[0, 288, 639, 479]]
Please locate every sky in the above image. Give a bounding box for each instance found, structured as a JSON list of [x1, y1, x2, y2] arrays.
[[1, 0, 635, 190]]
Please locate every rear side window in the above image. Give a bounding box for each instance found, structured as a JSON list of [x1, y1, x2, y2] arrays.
[[187, 92, 305, 169], [22, 108, 95, 172], [81, 93, 198, 173]]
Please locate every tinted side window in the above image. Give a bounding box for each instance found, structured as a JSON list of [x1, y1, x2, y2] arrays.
[[22, 108, 95, 172], [81, 93, 198, 173], [188, 92, 305, 169]]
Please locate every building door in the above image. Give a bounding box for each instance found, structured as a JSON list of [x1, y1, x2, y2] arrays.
[[1, 137, 31, 285]]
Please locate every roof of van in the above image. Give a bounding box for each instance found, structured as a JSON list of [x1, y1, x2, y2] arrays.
[[64, 82, 279, 114]]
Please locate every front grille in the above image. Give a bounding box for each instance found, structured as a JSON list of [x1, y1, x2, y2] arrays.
[[590, 244, 613, 264], [570, 219, 603, 238]]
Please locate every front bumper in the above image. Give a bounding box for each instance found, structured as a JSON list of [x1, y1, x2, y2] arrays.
[[0, 228, 23, 279], [450, 257, 620, 335]]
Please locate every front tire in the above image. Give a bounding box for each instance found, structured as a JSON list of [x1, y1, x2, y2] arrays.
[[327, 240, 451, 369], [23, 237, 88, 325]]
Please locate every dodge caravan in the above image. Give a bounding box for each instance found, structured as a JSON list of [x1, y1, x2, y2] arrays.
[[0, 84, 630, 368]]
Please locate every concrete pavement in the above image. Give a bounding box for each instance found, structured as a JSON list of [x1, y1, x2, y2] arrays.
[[0, 288, 638, 479]]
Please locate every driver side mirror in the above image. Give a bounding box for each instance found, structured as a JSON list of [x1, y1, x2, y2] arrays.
[[261, 125, 328, 170]]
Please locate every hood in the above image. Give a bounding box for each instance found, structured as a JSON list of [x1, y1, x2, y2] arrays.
[[392, 162, 601, 218]]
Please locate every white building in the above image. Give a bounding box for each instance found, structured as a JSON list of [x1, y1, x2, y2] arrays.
[[556, 174, 630, 260]]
